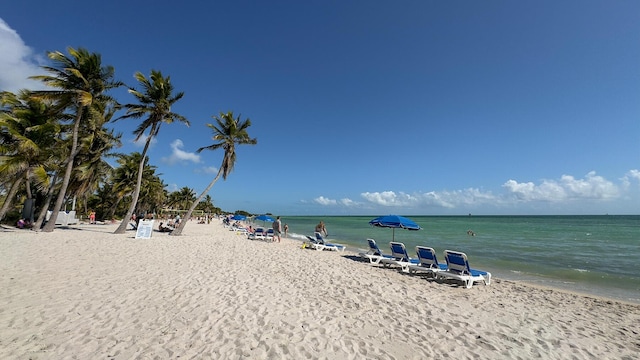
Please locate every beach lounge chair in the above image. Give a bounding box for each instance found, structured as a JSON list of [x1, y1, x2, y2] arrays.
[[265, 228, 275, 242], [438, 250, 492, 288], [234, 227, 249, 235], [357, 238, 395, 264], [379, 242, 420, 270], [405, 246, 448, 275], [248, 227, 266, 240], [309, 232, 346, 252]]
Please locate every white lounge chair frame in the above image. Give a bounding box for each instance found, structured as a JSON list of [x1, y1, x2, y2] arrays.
[[380, 242, 419, 270], [248, 227, 266, 241], [357, 238, 394, 264], [304, 232, 346, 252], [265, 228, 275, 242], [406, 246, 447, 276], [438, 250, 492, 288]]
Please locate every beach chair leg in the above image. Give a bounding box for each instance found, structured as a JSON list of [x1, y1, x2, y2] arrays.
[[465, 279, 474, 289], [484, 273, 492, 286]]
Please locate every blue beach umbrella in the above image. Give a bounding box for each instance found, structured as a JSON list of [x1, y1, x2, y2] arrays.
[[231, 214, 246, 221], [369, 215, 421, 242], [255, 214, 275, 226]]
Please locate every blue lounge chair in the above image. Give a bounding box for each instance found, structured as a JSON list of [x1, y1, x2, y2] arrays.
[[308, 232, 346, 252], [357, 238, 395, 264], [438, 250, 492, 288], [248, 227, 266, 240], [265, 228, 275, 242], [380, 242, 420, 269], [406, 246, 448, 275]]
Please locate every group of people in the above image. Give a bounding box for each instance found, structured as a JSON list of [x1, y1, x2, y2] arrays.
[[269, 219, 327, 243], [158, 215, 181, 232]]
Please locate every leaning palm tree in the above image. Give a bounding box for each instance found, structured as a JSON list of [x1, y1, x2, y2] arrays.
[[113, 70, 188, 234], [30, 47, 121, 232], [0, 90, 58, 223], [170, 111, 257, 236]]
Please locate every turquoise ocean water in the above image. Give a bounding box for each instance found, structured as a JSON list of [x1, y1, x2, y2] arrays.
[[267, 215, 640, 304]]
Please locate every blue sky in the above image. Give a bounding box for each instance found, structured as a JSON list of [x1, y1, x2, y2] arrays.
[[2, 1, 639, 215]]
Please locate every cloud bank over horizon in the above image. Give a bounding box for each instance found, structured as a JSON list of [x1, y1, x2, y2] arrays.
[[313, 170, 640, 214]]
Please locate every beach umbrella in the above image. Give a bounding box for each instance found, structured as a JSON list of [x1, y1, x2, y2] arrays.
[[369, 215, 421, 242], [231, 214, 246, 221], [255, 214, 275, 226]]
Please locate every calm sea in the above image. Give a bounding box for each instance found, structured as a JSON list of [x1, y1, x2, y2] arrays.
[[268, 215, 640, 304]]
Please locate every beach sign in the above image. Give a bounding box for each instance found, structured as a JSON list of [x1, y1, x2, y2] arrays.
[[135, 219, 154, 239]]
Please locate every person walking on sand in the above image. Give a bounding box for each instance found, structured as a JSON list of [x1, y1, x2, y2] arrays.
[[273, 216, 282, 243]]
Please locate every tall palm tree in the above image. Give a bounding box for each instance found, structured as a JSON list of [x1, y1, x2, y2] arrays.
[[67, 101, 121, 219], [0, 90, 58, 223], [171, 112, 257, 236], [30, 47, 121, 232], [113, 70, 188, 234]]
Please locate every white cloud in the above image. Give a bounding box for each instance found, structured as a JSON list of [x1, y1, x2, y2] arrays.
[[628, 169, 640, 182], [312, 170, 634, 213], [195, 166, 219, 175], [339, 198, 357, 206], [360, 191, 417, 207], [161, 139, 201, 165], [621, 169, 640, 189], [314, 196, 337, 206], [166, 183, 179, 192], [314, 196, 360, 207], [132, 134, 157, 148], [503, 171, 619, 202], [360, 189, 496, 209], [0, 18, 46, 92]]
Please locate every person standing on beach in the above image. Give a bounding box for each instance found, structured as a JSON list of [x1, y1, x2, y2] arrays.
[[273, 216, 282, 243], [315, 221, 328, 237], [283, 223, 289, 238]]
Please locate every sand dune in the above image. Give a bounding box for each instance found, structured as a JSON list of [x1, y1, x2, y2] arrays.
[[1, 220, 638, 359]]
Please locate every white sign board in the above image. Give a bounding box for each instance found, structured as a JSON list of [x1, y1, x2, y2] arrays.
[[135, 219, 154, 239]]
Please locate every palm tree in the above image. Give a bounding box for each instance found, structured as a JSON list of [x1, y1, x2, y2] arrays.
[[109, 152, 156, 221], [197, 194, 215, 214], [113, 70, 188, 234], [30, 47, 121, 232], [67, 101, 121, 219], [171, 111, 257, 236], [0, 90, 58, 224], [174, 186, 196, 210]]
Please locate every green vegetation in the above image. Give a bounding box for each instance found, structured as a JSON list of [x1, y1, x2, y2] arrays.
[[0, 47, 255, 231]]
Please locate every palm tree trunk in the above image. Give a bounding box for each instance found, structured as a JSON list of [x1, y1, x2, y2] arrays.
[[33, 173, 58, 230], [25, 170, 33, 199], [0, 176, 24, 224], [113, 128, 154, 234], [170, 171, 222, 236], [42, 107, 83, 232]]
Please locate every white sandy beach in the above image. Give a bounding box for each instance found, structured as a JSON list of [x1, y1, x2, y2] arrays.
[[1, 220, 639, 359]]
